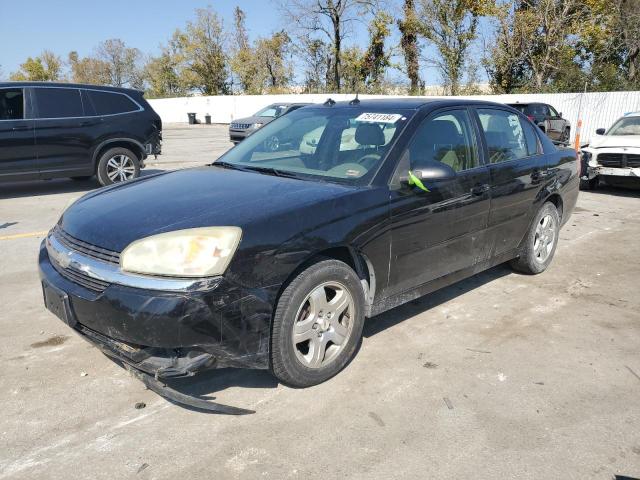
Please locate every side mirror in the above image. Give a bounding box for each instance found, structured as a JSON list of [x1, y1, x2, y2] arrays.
[[400, 160, 456, 189], [558, 112, 563, 118], [595, 128, 606, 135]]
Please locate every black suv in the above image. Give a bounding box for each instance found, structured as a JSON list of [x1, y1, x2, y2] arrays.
[[506, 102, 571, 143], [0, 82, 162, 186]]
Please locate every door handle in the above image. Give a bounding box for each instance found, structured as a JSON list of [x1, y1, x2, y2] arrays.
[[12, 125, 29, 131], [470, 184, 490, 196]]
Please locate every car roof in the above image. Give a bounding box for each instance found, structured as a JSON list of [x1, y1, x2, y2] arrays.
[[308, 97, 516, 110], [623, 111, 640, 117], [0, 81, 141, 94]]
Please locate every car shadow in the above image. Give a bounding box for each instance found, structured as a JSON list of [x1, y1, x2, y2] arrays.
[[0, 169, 166, 200], [363, 263, 513, 338]]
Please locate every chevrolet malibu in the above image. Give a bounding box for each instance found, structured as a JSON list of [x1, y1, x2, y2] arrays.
[[40, 99, 579, 412]]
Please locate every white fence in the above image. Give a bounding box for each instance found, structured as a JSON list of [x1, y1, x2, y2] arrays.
[[148, 91, 640, 144]]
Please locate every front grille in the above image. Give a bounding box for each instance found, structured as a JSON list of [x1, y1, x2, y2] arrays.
[[597, 153, 640, 168], [53, 226, 120, 265], [50, 259, 110, 292], [230, 123, 250, 130]]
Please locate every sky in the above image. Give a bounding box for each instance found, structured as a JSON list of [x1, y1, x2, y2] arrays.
[[0, 0, 489, 85]]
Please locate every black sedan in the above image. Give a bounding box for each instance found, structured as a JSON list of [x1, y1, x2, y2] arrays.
[[40, 98, 579, 413]]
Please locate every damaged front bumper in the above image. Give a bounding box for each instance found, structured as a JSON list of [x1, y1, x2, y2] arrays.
[[38, 238, 277, 412]]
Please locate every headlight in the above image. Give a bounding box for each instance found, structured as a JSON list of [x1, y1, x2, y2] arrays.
[[251, 123, 263, 129], [120, 227, 242, 277]]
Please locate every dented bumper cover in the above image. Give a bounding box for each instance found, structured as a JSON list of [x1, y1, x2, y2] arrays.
[[38, 241, 277, 377]]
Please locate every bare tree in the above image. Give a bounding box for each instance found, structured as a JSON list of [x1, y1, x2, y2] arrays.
[[95, 39, 143, 88], [619, 0, 640, 83], [282, 0, 377, 92]]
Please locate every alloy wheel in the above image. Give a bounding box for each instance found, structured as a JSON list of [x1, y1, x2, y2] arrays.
[[106, 154, 136, 183], [533, 214, 557, 263], [292, 282, 355, 369]]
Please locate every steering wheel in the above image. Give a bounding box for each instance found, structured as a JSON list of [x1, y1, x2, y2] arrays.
[[357, 153, 382, 170]]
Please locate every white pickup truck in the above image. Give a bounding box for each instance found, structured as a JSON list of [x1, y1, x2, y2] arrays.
[[580, 112, 640, 189]]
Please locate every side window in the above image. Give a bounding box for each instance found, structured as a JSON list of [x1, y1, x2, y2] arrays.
[[87, 90, 139, 115], [407, 109, 478, 173], [0, 89, 24, 120], [548, 105, 559, 118], [522, 119, 541, 156], [33, 88, 83, 119], [478, 108, 532, 163]]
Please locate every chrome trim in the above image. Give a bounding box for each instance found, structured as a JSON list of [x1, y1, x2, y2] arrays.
[[45, 232, 221, 293]]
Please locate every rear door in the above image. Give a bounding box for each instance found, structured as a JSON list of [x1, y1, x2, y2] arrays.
[[0, 87, 37, 180], [547, 105, 564, 140], [32, 87, 95, 177], [387, 108, 491, 296], [475, 107, 546, 255]]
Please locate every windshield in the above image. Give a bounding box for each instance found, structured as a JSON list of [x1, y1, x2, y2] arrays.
[[217, 107, 413, 184], [255, 104, 287, 118], [607, 116, 640, 136]]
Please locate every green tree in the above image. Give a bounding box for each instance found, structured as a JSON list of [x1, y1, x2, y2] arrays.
[[418, 0, 495, 95], [68, 51, 110, 85], [255, 31, 293, 92], [229, 6, 261, 93], [360, 11, 393, 92], [144, 47, 190, 98], [299, 38, 332, 93], [172, 7, 231, 95], [397, 0, 422, 94], [10, 50, 62, 81]]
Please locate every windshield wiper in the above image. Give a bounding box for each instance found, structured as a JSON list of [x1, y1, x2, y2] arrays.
[[211, 160, 249, 171], [241, 165, 307, 180]]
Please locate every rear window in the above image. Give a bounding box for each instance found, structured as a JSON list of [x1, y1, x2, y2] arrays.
[[0, 88, 24, 120], [34, 88, 83, 119], [86, 90, 139, 115], [509, 104, 528, 114]]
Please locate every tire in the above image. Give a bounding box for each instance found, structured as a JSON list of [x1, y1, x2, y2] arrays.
[[579, 176, 598, 190], [96, 147, 140, 187], [270, 259, 366, 388], [561, 127, 570, 143], [510, 202, 560, 275]]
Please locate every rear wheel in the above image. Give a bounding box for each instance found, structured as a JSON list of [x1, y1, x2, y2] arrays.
[[270, 259, 365, 388], [510, 202, 560, 275], [96, 147, 140, 186]]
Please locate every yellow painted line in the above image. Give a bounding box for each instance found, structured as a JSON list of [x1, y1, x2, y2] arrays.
[[0, 231, 48, 241]]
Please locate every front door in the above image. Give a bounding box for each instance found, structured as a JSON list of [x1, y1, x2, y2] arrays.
[[387, 108, 491, 297], [0, 87, 36, 181], [32, 87, 94, 177]]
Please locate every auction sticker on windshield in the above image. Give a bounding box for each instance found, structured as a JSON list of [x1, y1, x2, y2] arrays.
[[355, 113, 403, 123]]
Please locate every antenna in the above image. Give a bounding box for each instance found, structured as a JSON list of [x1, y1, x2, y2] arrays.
[[324, 98, 336, 106], [349, 92, 360, 105]]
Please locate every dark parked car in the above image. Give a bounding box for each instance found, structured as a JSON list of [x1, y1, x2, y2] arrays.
[[229, 102, 310, 147], [0, 82, 162, 186], [40, 99, 578, 413], [507, 102, 571, 143]]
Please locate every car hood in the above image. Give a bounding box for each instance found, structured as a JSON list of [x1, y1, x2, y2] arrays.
[[590, 135, 640, 149], [231, 116, 275, 126], [59, 166, 353, 252]]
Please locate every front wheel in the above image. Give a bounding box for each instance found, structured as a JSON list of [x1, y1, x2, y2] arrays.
[[560, 127, 570, 143], [580, 176, 598, 190], [510, 202, 560, 275], [270, 259, 365, 388], [96, 147, 140, 186]]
